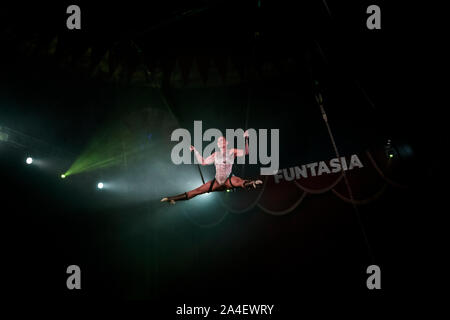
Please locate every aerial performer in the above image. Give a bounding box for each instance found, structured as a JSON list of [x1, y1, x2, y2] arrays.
[[161, 131, 263, 205]]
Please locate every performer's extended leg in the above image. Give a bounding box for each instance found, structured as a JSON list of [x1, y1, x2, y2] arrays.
[[161, 177, 262, 204], [161, 179, 225, 204], [226, 176, 263, 189]]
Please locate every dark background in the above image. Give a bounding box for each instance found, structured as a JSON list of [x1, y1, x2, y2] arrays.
[[0, 0, 442, 313]]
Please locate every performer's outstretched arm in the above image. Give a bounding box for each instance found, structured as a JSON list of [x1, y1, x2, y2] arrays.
[[190, 146, 215, 165]]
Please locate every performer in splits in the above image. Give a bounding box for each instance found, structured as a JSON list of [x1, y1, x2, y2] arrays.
[[161, 131, 263, 204]]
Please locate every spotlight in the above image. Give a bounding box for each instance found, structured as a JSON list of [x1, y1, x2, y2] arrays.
[[61, 174, 66, 179], [97, 182, 104, 189], [26, 157, 33, 164]]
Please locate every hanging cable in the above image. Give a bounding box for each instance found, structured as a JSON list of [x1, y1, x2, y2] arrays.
[[314, 80, 375, 263]]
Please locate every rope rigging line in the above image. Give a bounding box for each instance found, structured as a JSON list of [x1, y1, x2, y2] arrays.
[[314, 81, 375, 264], [316, 2, 377, 113]]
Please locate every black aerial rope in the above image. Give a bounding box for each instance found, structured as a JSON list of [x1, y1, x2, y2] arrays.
[[197, 162, 206, 185]]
